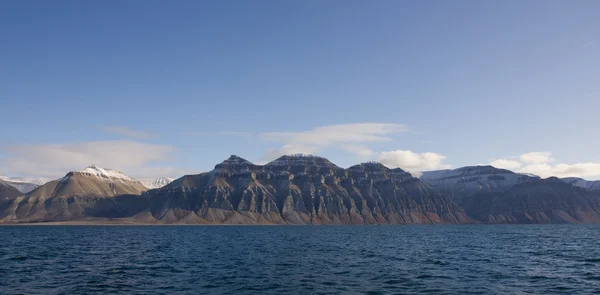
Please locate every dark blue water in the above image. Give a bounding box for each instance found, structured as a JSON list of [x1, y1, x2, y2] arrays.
[[1, 225, 599, 294]]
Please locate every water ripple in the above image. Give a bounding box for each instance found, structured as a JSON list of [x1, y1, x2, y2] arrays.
[[0, 225, 599, 294]]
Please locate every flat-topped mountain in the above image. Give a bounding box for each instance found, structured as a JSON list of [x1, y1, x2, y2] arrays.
[[461, 177, 600, 223], [420, 165, 535, 202], [143, 155, 471, 224], [423, 166, 600, 223]]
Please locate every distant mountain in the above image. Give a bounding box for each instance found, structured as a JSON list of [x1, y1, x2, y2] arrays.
[[562, 177, 600, 191], [139, 177, 175, 189], [142, 155, 472, 225], [0, 165, 148, 223], [0, 176, 49, 194], [422, 166, 600, 223], [461, 177, 600, 223], [0, 180, 22, 200], [420, 166, 536, 202]]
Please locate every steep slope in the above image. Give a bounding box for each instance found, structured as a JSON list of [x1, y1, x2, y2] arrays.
[[139, 177, 175, 189], [420, 166, 535, 202], [461, 177, 600, 224], [562, 177, 600, 191], [0, 165, 148, 223], [143, 155, 472, 224], [0, 180, 22, 199]]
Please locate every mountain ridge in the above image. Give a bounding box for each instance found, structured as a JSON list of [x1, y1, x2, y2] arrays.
[[2, 158, 600, 224]]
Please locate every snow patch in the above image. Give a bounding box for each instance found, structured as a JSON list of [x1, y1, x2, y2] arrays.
[[74, 165, 136, 182]]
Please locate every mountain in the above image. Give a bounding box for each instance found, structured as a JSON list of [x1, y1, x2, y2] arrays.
[[139, 177, 175, 189], [420, 166, 536, 202], [461, 177, 600, 223], [0, 180, 22, 200], [141, 155, 472, 224], [0, 176, 49, 194], [422, 166, 600, 223], [0, 165, 148, 223], [562, 177, 600, 191]]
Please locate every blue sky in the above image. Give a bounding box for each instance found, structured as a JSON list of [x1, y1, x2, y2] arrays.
[[1, 0, 599, 179]]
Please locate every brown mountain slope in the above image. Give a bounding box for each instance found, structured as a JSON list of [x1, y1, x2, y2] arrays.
[[0, 167, 148, 223]]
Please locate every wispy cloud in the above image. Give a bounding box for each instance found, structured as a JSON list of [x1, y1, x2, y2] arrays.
[[1, 140, 178, 179], [490, 152, 600, 179], [103, 126, 154, 140], [259, 123, 408, 146], [252, 123, 409, 162]]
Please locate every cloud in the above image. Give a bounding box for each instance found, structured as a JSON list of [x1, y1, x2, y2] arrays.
[[489, 159, 522, 170], [490, 152, 600, 179], [377, 150, 451, 174], [260, 144, 320, 163], [253, 123, 408, 162], [519, 152, 553, 164], [259, 123, 408, 145], [103, 126, 153, 140], [1, 140, 177, 179]]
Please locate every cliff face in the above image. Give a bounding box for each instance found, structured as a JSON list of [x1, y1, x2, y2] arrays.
[[142, 155, 472, 224]]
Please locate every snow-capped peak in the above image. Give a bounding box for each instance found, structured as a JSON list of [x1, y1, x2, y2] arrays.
[[138, 177, 175, 189], [74, 165, 135, 182]]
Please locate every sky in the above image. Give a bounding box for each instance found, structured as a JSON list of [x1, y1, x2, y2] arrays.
[[1, 0, 599, 180]]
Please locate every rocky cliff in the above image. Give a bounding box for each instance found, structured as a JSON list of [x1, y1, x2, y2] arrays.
[[141, 155, 472, 224]]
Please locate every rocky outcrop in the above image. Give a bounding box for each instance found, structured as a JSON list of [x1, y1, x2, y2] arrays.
[[142, 155, 472, 224]]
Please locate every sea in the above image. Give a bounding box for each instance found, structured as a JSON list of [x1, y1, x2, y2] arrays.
[[1, 225, 599, 294]]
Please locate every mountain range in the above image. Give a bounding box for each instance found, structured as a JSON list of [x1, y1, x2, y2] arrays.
[[1, 155, 600, 224]]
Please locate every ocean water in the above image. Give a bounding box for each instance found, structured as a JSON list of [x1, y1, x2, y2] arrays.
[[1, 225, 599, 295]]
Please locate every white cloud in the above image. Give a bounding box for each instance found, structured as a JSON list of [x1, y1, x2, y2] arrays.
[[1, 140, 178, 179], [260, 144, 320, 163], [490, 159, 522, 170], [490, 152, 600, 179], [104, 126, 153, 140], [377, 150, 451, 174], [519, 152, 553, 164], [259, 123, 408, 146]]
